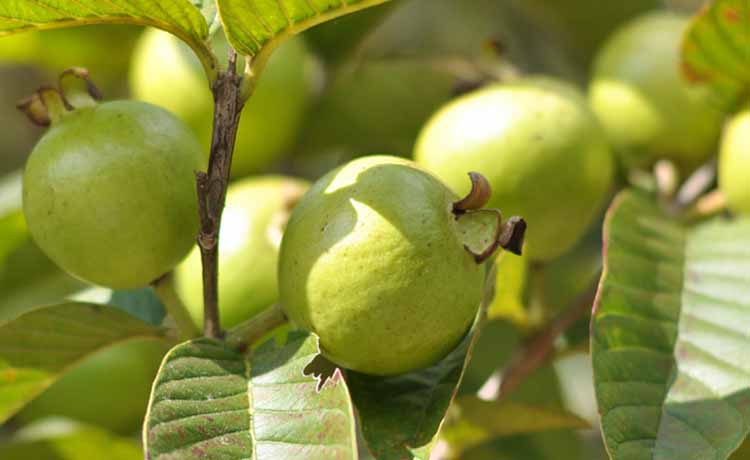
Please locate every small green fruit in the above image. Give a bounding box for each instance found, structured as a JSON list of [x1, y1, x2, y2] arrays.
[[589, 11, 725, 172], [279, 156, 505, 376], [719, 109, 750, 215], [23, 101, 203, 289], [415, 78, 613, 261], [176, 176, 309, 329], [130, 30, 314, 177], [18, 339, 170, 434]]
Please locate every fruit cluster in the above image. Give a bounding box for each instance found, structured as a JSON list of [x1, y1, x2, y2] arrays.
[[19, 10, 747, 386]]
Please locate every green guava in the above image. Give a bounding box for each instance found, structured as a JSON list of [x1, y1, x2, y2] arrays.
[[176, 176, 309, 329], [17, 339, 170, 434], [278, 156, 509, 376], [414, 78, 613, 262], [588, 11, 725, 172], [0, 26, 141, 91], [23, 100, 204, 289], [130, 29, 314, 178], [719, 109, 750, 215]]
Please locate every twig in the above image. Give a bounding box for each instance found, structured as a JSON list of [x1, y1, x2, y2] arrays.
[[151, 272, 200, 340], [496, 279, 599, 400], [685, 189, 728, 220], [225, 304, 288, 352], [195, 49, 246, 339], [674, 158, 717, 211]]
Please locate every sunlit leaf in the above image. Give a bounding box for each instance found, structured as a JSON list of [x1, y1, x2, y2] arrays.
[[0, 303, 169, 423], [143, 331, 357, 460], [217, 0, 392, 60], [592, 190, 750, 460], [682, 0, 750, 108]]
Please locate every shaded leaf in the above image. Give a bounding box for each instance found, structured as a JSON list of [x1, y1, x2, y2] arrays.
[[143, 331, 357, 460], [0, 0, 211, 68], [346, 264, 498, 460], [218, 0, 392, 59], [440, 396, 590, 455], [0, 419, 142, 460], [682, 0, 750, 108], [0, 303, 168, 423], [592, 190, 750, 460]]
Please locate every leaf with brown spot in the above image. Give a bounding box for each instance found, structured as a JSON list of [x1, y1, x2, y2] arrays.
[[143, 331, 357, 460]]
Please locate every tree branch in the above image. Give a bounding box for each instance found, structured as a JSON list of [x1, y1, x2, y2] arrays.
[[496, 278, 599, 400], [196, 49, 246, 339]]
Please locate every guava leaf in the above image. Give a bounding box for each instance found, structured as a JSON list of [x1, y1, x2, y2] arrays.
[[682, 0, 750, 108], [439, 396, 590, 456], [69, 287, 167, 326], [592, 190, 750, 460], [0, 303, 170, 423], [190, 0, 220, 32], [346, 264, 498, 460], [0, 0, 210, 64], [143, 331, 357, 460], [217, 0, 392, 59], [0, 419, 143, 460]]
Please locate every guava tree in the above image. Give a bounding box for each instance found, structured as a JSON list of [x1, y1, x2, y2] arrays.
[[0, 0, 750, 460]]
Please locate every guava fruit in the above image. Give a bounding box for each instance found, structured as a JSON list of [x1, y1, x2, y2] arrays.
[[414, 78, 613, 262], [719, 109, 750, 215], [17, 339, 170, 434], [130, 29, 314, 177], [176, 176, 309, 329], [588, 11, 725, 172], [278, 156, 523, 376], [23, 100, 204, 289]]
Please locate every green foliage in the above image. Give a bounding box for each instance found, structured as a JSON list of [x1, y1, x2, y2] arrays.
[[592, 190, 750, 460], [0, 420, 143, 460], [682, 0, 750, 109], [0, 303, 170, 424], [143, 332, 357, 460]]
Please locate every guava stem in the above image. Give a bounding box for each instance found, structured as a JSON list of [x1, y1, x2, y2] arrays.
[[152, 272, 201, 340], [685, 189, 727, 221], [225, 304, 288, 352], [196, 48, 248, 339], [674, 158, 717, 212]]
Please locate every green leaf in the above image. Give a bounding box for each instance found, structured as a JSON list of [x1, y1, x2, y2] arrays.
[[440, 396, 590, 455], [217, 0, 392, 59], [143, 331, 357, 460], [346, 265, 498, 460], [0, 0, 212, 72], [0, 419, 143, 460], [0, 303, 169, 423], [592, 190, 750, 460], [190, 0, 220, 31], [682, 0, 750, 108]]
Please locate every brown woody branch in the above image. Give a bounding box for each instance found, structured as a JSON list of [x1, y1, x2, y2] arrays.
[[196, 50, 246, 339]]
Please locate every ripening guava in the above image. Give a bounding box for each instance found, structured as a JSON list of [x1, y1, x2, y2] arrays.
[[17, 339, 170, 434], [414, 78, 613, 262], [588, 11, 725, 172], [23, 100, 204, 289], [278, 156, 509, 376], [176, 176, 309, 329], [130, 29, 314, 178], [719, 109, 750, 215]]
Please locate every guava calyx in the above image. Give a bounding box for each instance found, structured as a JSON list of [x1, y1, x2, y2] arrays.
[[453, 171, 493, 214], [17, 67, 102, 126], [452, 172, 526, 263]]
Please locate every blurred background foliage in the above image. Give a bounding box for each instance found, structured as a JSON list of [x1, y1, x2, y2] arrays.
[[2, 0, 748, 458]]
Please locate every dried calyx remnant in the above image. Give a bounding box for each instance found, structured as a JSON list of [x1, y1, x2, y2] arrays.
[[453, 171, 526, 263], [17, 67, 102, 126]]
